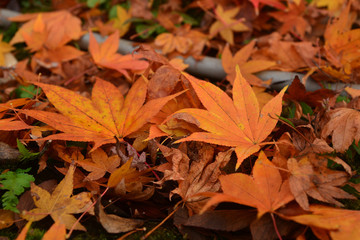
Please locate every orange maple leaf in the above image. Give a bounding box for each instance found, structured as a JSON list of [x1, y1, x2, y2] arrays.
[[21, 77, 182, 150], [201, 151, 294, 218], [89, 31, 149, 78], [268, 0, 310, 39], [323, 2, 360, 76], [17, 13, 83, 75], [10, 10, 82, 49], [222, 41, 276, 86], [21, 164, 92, 230], [42, 221, 66, 240], [155, 32, 193, 55], [168, 66, 286, 168], [280, 204, 360, 239], [77, 148, 120, 181]]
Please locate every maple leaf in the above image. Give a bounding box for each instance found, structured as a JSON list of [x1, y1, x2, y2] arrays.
[[17, 13, 83, 75], [209, 5, 249, 45], [285, 76, 336, 107], [157, 143, 232, 214], [249, 0, 286, 15], [252, 32, 318, 71], [201, 152, 294, 218], [288, 155, 354, 211], [111, 6, 132, 37], [77, 148, 120, 181], [168, 67, 286, 168], [0, 34, 14, 66], [280, 204, 360, 239], [268, 0, 310, 39], [107, 157, 153, 192], [322, 108, 360, 152], [42, 221, 66, 240], [155, 31, 193, 55], [311, 0, 346, 12], [89, 31, 149, 78], [10, 10, 82, 49], [21, 164, 92, 230], [21, 77, 182, 150], [222, 41, 276, 86], [323, 2, 360, 75]]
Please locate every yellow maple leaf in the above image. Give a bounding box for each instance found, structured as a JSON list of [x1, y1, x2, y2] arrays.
[[110, 5, 131, 38], [312, 0, 346, 13], [209, 5, 249, 45], [0, 34, 14, 66], [21, 164, 92, 230]]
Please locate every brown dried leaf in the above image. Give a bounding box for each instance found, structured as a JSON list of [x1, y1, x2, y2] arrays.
[[288, 154, 355, 210], [322, 108, 360, 152], [96, 202, 143, 233]]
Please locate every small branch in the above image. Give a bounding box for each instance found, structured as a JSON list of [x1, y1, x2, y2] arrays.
[[141, 201, 182, 240], [67, 187, 109, 239]]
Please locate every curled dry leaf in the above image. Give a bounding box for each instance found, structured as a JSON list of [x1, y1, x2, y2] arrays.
[[157, 143, 233, 214], [0, 209, 15, 229], [322, 108, 360, 152], [96, 202, 143, 233]]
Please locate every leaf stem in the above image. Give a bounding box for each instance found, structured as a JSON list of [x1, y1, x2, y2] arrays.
[[270, 212, 283, 240]]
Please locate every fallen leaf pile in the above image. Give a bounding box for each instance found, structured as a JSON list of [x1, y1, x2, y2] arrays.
[[1, 0, 360, 239]]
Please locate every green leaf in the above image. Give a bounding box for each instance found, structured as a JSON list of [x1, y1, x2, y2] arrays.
[[278, 115, 295, 128], [177, 12, 199, 25], [336, 95, 350, 103], [0, 168, 34, 213], [17, 139, 40, 162], [13, 85, 41, 99], [87, 0, 106, 8], [299, 102, 313, 115]]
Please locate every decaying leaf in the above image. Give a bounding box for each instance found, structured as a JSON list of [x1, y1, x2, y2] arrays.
[[96, 202, 143, 233], [322, 108, 360, 152], [157, 143, 233, 214], [0, 209, 14, 229], [288, 154, 354, 210]]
